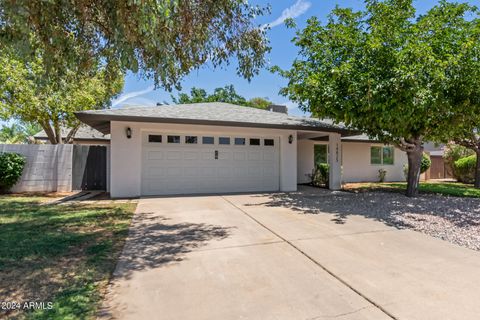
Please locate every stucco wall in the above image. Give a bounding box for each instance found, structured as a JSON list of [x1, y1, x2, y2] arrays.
[[342, 142, 407, 182], [110, 121, 298, 198], [0, 144, 73, 192], [297, 140, 408, 184]]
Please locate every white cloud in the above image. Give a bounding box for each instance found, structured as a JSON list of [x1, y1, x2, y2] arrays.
[[112, 85, 155, 107], [262, 0, 312, 29]]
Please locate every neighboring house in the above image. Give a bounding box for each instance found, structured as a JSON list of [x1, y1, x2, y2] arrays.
[[423, 142, 452, 179], [34, 125, 110, 145], [75, 102, 409, 198]]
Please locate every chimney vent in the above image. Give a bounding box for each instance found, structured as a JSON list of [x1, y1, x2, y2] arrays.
[[267, 105, 288, 114]]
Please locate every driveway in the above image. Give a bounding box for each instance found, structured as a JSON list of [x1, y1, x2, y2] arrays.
[[100, 188, 480, 320]]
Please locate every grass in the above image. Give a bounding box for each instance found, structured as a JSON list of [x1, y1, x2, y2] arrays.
[[344, 181, 480, 198], [0, 195, 136, 320]]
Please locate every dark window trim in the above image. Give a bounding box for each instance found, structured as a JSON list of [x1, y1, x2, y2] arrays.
[[167, 135, 181, 144], [185, 136, 198, 144], [249, 138, 261, 146], [148, 134, 162, 143]]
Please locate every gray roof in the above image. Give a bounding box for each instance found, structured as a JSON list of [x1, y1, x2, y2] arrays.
[[75, 102, 358, 136], [341, 134, 379, 142], [34, 125, 110, 141]]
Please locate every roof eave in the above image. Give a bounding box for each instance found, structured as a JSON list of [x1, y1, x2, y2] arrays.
[[75, 112, 360, 137]]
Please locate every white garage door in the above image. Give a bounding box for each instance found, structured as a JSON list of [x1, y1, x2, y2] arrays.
[[141, 132, 280, 196]]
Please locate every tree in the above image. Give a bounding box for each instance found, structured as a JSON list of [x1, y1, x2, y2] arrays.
[[0, 0, 269, 90], [274, 0, 480, 197], [0, 122, 41, 144], [171, 85, 272, 109], [0, 49, 124, 144]]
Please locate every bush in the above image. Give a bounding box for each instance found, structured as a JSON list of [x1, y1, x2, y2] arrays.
[[421, 153, 432, 174], [403, 153, 431, 180], [378, 169, 387, 182], [454, 155, 476, 184], [0, 152, 26, 193], [444, 143, 475, 179], [311, 163, 329, 188]]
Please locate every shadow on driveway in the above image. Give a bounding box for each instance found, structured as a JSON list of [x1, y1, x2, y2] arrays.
[[113, 212, 233, 280], [247, 186, 480, 231]]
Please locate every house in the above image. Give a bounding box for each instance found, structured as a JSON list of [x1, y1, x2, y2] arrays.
[[34, 125, 110, 145], [75, 102, 408, 198]]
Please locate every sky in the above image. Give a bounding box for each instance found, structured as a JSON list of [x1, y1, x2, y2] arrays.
[[3, 0, 480, 129], [112, 0, 480, 116]]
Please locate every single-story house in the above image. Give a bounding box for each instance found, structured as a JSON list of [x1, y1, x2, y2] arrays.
[[74, 102, 408, 198], [34, 125, 110, 145]]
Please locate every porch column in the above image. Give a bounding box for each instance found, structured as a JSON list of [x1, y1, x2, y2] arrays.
[[328, 133, 342, 190]]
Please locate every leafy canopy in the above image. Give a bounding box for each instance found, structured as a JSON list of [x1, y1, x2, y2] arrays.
[[171, 85, 272, 109], [0, 122, 41, 144], [0, 48, 124, 144], [275, 0, 480, 147], [0, 0, 270, 90]]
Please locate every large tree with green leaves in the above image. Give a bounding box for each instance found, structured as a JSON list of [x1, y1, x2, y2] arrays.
[[171, 85, 272, 109], [0, 0, 269, 90], [0, 49, 124, 144], [275, 0, 480, 196], [0, 122, 41, 144]]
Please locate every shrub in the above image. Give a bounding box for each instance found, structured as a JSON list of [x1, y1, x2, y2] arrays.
[[454, 155, 476, 184], [403, 153, 431, 180], [444, 143, 475, 179], [378, 169, 387, 182], [0, 152, 26, 193], [311, 163, 329, 188], [421, 153, 432, 174]]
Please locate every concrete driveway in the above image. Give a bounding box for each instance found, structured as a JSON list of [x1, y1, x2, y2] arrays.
[[100, 189, 480, 320]]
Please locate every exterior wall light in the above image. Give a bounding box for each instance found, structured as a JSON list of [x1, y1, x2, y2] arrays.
[[126, 127, 132, 139], [288, 134, 294, 144]]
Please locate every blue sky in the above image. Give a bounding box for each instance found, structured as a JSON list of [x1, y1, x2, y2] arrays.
[[2, 0, 480, 129], [113, 0, 480, 116]]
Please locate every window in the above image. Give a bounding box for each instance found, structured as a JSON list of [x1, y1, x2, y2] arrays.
[[249, 138, 260, 146], [314, 145, 328, 165], [167, 135, 180, 143], [382, 147, 394, 165], [219, 137, 230, 145], [234, 138, 246, 145], [264, 139, 275, 146], [148, 135, 162, 143], [371, 146, 394, 165], [185, 136, 198, 144], [202, 136, 214, 144]]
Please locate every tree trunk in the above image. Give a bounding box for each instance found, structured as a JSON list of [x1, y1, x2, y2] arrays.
[[64, 124, 80, 144], [42, 123, 57, 144], [403, 139, 424, 197], [475, 150, 480, 189], [54, 123, 63, 144]]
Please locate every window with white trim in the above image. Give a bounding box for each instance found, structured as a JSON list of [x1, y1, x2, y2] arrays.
[[371, 146, 394, 165]]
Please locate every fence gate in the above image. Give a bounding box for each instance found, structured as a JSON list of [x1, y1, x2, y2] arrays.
[[72, 145, 107, 190]]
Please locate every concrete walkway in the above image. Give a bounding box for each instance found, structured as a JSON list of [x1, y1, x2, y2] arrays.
[[100, 191, 480, 320]]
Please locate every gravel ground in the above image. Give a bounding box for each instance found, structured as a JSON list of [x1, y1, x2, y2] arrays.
[[267, 187, 480, 251]]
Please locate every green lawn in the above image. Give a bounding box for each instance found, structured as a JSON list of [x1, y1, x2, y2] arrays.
[[0, 195, 136, 320], [344, 181, 480, 198]]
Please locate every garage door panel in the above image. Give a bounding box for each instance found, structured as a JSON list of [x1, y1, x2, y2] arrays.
[[183, 167, 198, 177], [184, 151, 198, 160], [145, 166, 166, 177], [147, 151, 164, 160], [166, 167, 183, 176], [248, 151, 261, 161], [233, 152, 246, 160], [166, 151, 182, 160], [263, 151, 275, 161], [142, 134, 279, 195]]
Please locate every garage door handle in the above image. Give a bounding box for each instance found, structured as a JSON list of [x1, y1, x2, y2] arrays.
[[215, 150, 218, 159]]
